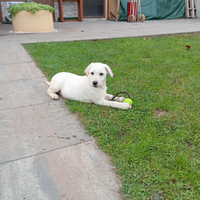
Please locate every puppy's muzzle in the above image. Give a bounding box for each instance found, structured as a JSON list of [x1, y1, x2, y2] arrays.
[[93, 81, 98, 87]]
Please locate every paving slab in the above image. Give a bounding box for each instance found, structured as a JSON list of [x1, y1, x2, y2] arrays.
[[0, 101, 92, 164], [0, 78, 51, 110], [0, 42, 27, 53], [0, 141, 120, 200], [0, 63, 44, 82], [0, 49, 32, 65]]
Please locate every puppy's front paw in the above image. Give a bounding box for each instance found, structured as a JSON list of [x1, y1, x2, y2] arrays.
[[122, 102, 132, 110]]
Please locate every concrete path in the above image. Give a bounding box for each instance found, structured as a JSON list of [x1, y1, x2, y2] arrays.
[[0, 18, 200, 200]]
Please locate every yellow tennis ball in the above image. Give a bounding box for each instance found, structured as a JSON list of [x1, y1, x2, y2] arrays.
[[123, 98, 133, 105]]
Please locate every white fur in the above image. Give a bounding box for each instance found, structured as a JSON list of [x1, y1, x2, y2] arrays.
[[45, 62, 132, 110]]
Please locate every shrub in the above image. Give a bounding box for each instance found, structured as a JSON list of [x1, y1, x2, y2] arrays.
[[8, 2, 54, 18]]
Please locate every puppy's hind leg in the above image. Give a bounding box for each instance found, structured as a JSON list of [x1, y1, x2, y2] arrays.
[[46, 81, 60, 100]]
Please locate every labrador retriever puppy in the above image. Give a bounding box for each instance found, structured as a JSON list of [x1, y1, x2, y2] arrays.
[[45, 62, 132, 110]]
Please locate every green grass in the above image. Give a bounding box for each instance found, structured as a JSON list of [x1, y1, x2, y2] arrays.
[[24, 34, 200, 199]]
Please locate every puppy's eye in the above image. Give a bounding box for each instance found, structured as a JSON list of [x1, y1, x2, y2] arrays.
[[100, 73, 104, 76], [91, 72, 94, 75]]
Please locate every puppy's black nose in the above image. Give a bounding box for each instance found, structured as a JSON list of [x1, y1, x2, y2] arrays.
[[93, 81, 98, 86]]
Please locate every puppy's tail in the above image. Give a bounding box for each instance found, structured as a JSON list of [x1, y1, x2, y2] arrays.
[[44, 80, 51, 86]]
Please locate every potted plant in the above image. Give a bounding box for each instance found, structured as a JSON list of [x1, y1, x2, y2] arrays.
[[8, 2, 55, 32]]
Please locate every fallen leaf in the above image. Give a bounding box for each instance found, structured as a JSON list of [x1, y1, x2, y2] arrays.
[[186, 45, 191, 50]]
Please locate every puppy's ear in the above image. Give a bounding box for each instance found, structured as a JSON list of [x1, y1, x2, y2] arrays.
[[84, 63, 93, 77], [105, 64, 114, 78]]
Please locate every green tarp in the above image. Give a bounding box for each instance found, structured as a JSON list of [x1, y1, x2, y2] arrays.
[[118, 0, 186, 21]]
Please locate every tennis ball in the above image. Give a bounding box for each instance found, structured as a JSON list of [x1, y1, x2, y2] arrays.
[[123, 98, 133, 105]]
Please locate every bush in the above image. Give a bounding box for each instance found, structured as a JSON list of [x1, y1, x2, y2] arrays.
[[8, 2, 55, 18]]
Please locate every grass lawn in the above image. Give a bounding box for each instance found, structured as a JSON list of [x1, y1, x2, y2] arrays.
[[24, 34, 200, 199]]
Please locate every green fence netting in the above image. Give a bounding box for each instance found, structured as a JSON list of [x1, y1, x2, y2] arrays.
[[118, 0, 185, 21]]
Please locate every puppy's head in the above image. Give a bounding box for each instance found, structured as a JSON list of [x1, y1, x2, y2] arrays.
[[84, 62, 113, 87]]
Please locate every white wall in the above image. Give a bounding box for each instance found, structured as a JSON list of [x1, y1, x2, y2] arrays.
[[195, 0, 200, 17]]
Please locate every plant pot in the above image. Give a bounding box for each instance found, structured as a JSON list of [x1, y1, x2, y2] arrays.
[[12, 10, 54, 32]]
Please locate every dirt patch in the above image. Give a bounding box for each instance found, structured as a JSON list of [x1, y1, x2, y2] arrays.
[[153, 109, 168, 118]]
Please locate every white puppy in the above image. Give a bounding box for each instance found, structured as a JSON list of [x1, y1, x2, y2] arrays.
[[45, 62, 132, 110]]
